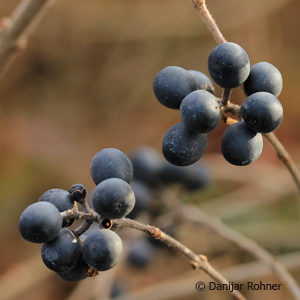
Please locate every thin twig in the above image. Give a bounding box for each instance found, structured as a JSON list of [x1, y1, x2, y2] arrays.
[[180, 204, 300, 300], [0, 0, 56, 79], [221, 88, 232, 106], [192, 0, 226, 44]]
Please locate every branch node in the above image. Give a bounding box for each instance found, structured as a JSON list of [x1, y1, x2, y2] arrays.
[[190, 261, 198, 270], [148, 226, 162, 239], [0, 17, 11, 32], [199, 254, 208, 262]]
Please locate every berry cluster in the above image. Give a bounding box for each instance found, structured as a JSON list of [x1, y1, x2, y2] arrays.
[[19, 148, 135, 281], [18, 146, 210, 281], [153, 42, 284, 167]]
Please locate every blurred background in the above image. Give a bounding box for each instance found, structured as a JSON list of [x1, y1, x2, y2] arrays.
[[0, 0, 300, 299]]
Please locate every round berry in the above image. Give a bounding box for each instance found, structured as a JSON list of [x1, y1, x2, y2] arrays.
[[90, 148, 133, 185], [162, 122, 207, 166], [82, 229, 123, 271], [126, 238, 155, 268], [188, 70, 214, 93], [92, 178, 135, 219], [19, 202, 62, 243], [180, 90, 220, 133], [221, 122, 263, 166], [39, 188, 73, 211], [153, 66, 196, 109], [244, 62, 283, 97], [208, 42, 250, 88], [241, 92, 283, 133], [41, 228, 81, 273], [57, 257, 89, 282], [130, 147, 163, 186]]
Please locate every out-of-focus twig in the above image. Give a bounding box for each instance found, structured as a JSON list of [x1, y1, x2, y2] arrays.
[[113, 251, 300, 300], [0, 0, 56, 80], [180, 204, 300, 299]]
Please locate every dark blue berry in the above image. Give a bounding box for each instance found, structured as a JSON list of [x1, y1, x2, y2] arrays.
[[130, 147, 163, 186], [162, 122, 207, 166], [221, 121, 263, 166], [126, 238, 155, 268], [244, 62, 283, 97], [56, 256, 89, 282], [92, 178, 135, 219], [82, 229, 123, 271], [41, 228, 81, 273], [153, 66, 196, 109], [90, 148, 133, 185], [241, 92, 283, 133], [188, 70, 214, 93], [180, 90, 220, 133], [208, 42, 250, 88], [19, 202, 62, 243]]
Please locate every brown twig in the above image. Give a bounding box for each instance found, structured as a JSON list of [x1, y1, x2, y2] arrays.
[[180, 204, 300, 300], [192, 0, 300, 194], [192, 0, 226, 44], [0, 0, 56, 79]]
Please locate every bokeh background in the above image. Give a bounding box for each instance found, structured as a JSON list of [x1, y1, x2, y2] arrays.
[[0, 0, 300, 299]]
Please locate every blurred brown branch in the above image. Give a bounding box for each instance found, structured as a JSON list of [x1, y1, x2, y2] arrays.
[[0, 0, 56, 80], [113, 251, 300, 300], [180, 204, 300, 299]]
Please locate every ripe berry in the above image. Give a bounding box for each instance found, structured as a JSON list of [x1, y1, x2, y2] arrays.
[[188, 70, 214, 94], [162, 122, 207, 166], [82, 229, 123, 271], [41, 228, 81, 273], [126, 238, 155, 268], [90, 148, 133, 185], [208, 42, 250, 88], [244, 62, 283, 97], [153, 66, 196, 109], [180, 90, 220, 133], [92, 178, 135, 219], [57, 256, 89, 282], [241, 92, 283, 133], [221, 121, 263, 166], [130, 147, 163, 186], [19, 202, 62, 243]]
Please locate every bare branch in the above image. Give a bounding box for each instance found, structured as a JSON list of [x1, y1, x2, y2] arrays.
[[0, 0, 56, 79]]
